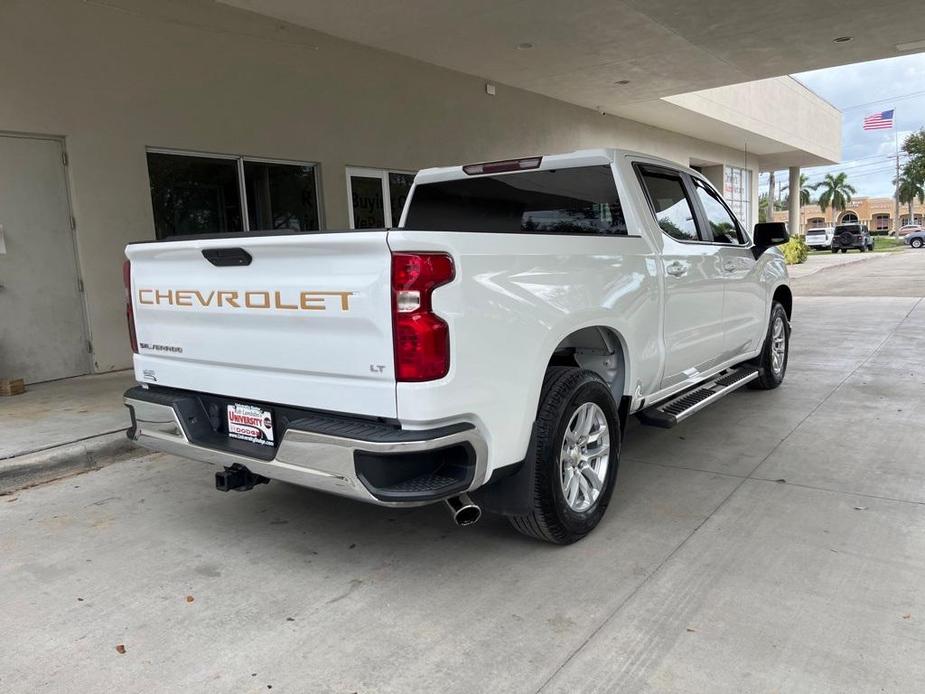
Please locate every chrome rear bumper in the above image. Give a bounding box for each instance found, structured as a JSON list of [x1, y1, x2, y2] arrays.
[[124, 389, 487, 507]]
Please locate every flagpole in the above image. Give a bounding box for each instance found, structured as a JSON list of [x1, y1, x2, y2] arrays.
[[894, 127, 900, 235]]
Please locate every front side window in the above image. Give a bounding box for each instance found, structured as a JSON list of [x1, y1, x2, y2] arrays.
[[694, 183, 745, 244], [638, 169, 701, 241], [403, 165, 627, 235]]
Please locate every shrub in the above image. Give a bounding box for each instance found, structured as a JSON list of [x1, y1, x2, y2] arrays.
[[781, 236, 809, 265]]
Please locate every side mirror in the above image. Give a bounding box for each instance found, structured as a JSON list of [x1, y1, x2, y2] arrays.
[[752, 222, 789, 259]]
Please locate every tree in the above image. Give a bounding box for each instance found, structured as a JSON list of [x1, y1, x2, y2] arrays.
[[758, 193, 770, 223], [900, 131, 925, 228], [902, 129, 925, 185], [812, 172, 856, 218], [896, 173, 925, 220], [798, 174, 813, 207]]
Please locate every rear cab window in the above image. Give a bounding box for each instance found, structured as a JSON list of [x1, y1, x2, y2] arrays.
[[402, 165, 627, 235]]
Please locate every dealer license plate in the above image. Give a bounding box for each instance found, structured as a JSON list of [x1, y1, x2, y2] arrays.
[[226, 403, 275, 447]]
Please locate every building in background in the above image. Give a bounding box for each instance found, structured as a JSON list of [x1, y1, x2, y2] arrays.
[[772, 197, 925, 232]]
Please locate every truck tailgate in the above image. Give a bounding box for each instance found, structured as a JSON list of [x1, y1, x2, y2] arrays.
[[125, 231, 396, 418]]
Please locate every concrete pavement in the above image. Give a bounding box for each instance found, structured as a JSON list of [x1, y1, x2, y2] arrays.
[[0, 370, 139, 492], [0, 370, 134, 460], [2, 252, 924, 693], [786, 248, 889, 279]]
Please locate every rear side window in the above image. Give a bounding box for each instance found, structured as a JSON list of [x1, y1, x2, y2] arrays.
[[637, 169, 701, 242], [402, 166, 627, 235]]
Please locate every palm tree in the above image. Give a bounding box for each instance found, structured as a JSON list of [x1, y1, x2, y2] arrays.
[[896, 174, 925, 224], [812, 172, 856, 223], [798, 174, 813, 207]]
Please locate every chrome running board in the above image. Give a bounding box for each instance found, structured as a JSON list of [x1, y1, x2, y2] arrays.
[[636, 366, 760, 429]]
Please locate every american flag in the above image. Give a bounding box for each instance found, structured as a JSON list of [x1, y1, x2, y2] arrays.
[[863, 109, 894, 130]]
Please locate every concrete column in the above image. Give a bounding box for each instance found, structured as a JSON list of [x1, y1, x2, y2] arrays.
[[788, 166, 801, 236]]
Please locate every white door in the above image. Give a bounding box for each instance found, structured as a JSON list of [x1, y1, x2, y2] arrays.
[[346, 167, 415, 229], [0, 135, 90, 383], [636, 165, 725, 389], [690, 179, 766, 359]]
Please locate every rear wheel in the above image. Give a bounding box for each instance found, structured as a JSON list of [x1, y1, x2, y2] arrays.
[[912, 238, 924, 249], [831, 248, 838, 254], [859, 245, 866, 252], [841, 248, 848, 254], [749, 301, 789, 390], [508, 367, 620, 544]]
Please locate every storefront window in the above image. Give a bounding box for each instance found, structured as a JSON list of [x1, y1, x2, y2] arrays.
[[723, 166, 751, 227], [347, 168, 416, 228], [147, 150, 321, 239]]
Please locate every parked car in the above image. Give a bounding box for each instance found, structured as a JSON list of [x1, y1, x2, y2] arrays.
[[830, 223, 874, 253], [122, 149, 792, 544], [898, 224, 924, 238], [804, 226, 834, 250], [903, 229, 925, 248]]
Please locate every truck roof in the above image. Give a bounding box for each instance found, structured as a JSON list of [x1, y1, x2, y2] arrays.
[[413, 148, 700, 185]]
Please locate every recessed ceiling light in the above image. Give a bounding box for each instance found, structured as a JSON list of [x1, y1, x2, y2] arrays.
[[832, 35, 853, 43], [615, 79, 631, 85], [516, 42, 534, 50]]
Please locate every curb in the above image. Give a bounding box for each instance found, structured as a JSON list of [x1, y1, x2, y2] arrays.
[[789, 251, 891, 279], [0, 431, 148, 494]]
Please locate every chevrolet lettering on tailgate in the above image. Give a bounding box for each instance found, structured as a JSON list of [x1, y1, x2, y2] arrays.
[[137, 289, 353, 311]]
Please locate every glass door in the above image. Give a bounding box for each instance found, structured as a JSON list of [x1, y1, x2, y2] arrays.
[[347, 167, 415, 229]]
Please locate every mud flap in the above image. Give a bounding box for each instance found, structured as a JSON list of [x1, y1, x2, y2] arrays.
[[470, 424, 538, 517]]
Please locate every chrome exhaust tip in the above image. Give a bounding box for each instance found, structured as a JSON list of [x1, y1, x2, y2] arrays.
[[444, 493, 481, 527]]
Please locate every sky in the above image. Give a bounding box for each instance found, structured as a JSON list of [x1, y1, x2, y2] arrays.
[[760, 52, 925, 199]]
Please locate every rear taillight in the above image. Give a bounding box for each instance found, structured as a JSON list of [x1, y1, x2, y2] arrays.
[[122, 260, 138, 353], [391, 252, 455, 381]]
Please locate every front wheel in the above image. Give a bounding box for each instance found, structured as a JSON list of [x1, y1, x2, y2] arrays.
[[749, 301, 790, 390], [912, 238, 924, 249], [508, 367, 621, 544]]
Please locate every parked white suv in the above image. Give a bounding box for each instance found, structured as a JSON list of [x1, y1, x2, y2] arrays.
[[804, 226, 834, 250], [123, 149, 792, 543]]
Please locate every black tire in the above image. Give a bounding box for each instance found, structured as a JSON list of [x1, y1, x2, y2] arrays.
[[859, 245, 866, 253], [749, 301, 790, 390], [830, 248, 838, 254], [508, 367, 621, 544], [912, 238, 924, 249], [841, 248, 848, 254]]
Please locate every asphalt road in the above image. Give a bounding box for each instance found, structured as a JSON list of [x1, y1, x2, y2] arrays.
[[3, 251, 925, 693]]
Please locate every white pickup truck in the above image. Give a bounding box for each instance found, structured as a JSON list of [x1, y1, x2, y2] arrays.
[[123, 149, 792, 544]]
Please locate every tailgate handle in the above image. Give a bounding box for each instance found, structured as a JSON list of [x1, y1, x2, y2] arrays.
[[202, 248, 252, 267]]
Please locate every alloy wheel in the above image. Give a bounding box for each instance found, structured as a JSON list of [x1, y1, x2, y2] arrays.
[[559, 402, 610, 512], [771, 315, 786, 376]]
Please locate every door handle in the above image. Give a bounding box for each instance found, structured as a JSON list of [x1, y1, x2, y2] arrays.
[[666, 262, 688, 278]]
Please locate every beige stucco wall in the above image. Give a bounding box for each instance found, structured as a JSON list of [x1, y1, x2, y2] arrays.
[[1, 0, 770, 373], [666, 77, 841, 166]]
